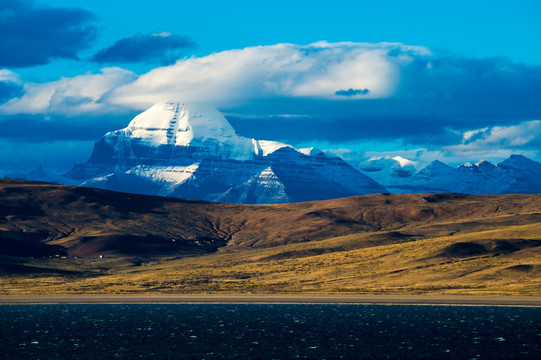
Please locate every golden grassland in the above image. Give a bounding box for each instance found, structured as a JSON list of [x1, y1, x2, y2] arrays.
[[2, 219, 540, 295], [0, 179, 540, 295]]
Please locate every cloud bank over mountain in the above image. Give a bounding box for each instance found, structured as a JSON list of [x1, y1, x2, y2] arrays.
[[1, 41, 541, 173], [3, 42, 539, 122]]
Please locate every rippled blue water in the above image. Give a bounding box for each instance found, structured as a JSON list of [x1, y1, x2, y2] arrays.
[[0, 304, 539, 359]]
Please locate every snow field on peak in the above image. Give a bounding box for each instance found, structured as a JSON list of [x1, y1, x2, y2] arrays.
[[126, 164, 199, 194], [253, 140, 324, 158], [392, 156, 416, 168], [124, 102, 253, 160], [253, 140, 292, 157], [114, 102, 324, 161]]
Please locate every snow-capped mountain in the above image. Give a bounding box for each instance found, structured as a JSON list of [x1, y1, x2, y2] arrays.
[[358, 154, 541, 194], [63, 102, 385, 203], [7, 102, 541, 200], [357, 156, 419, 192], [495, 155, 541, 193]]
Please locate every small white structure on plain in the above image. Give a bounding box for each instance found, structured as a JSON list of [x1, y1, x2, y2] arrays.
[[99, 255, 104, 259]]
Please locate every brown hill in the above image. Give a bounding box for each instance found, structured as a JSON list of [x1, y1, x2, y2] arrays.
[[1, 179, 540, 295]]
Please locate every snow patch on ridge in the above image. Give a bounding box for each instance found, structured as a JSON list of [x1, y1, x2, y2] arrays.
[[254, 140, 292, 157], [298, 147, 323, 156], [127, 163, 198, 184], [392, 156, 416, 168], [253, 141, 324, 157]]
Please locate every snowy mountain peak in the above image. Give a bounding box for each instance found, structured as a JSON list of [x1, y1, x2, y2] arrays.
[[94, 101, 257, 162], [457, 162, 477, 173], [457, 160, 497, 174], [358, 156, 415, 171], [253, 140, 292, 157], [125, 101, 242, 146], [499, 154, 540, 170], [476, 160, 495, 169], [392, 156, 415, 167], [356, 156, 418, 185], [61, 101, 385, 203], [298, 147, 324, 156], [509, 154, 530, 161], [114, 102, 327, 161], [424, 160, 453, 171], [354, 154, 541, 195]]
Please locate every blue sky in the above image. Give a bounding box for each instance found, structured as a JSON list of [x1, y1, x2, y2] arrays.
[[1, 0, 541, 175]]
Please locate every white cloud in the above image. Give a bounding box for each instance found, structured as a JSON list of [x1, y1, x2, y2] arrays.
[[0, 69, 21, 84], [351, 121, 541, 166], [303, 121, 541, 168], [107, 41, 428, 109], [448, 120, 541, 150], [292, 138, 437, 168], [462, 127, 488, 142], [0, 41, 428, 115], [2, 41, 540, 167], [0, 67, 137, 115], [442, 120, 541, 162]]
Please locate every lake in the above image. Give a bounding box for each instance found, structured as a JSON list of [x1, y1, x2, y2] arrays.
[[0, 304, 539, 359]]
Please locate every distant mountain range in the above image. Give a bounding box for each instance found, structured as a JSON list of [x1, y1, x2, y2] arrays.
[[357, 154, 541, 194], [7, 102, 541, 203]]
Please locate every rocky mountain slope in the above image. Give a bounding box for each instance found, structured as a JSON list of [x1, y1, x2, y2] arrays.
[[63, 102, 384, 203]]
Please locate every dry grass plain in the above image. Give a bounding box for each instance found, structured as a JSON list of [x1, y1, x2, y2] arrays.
[[1, 179, 540, 296]]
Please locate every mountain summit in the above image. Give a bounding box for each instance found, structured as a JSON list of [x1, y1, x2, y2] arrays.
[[357, 153, 541, 194], [64, 102, 385, 203]]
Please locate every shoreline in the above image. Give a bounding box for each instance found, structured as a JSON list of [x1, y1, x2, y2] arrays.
[[1, 294, 540, 306]]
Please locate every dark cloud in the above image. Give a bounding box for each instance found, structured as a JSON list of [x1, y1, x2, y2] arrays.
[[0, 0, 97, 67], [2, 41, 541, 158], [227, 56, 541, 147], [0, 113, 138, 142], [395, 56, 541, 109], [91, 32, 195, 64], [0, 81, 23, 103], [0, 110, 137, 176], [228, 108, 457, 146], [0, 138, 95, 177], [335, 88, 370, 97]]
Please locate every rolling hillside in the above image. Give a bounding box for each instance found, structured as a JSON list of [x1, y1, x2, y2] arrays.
[[1, 179, 540, 295]]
